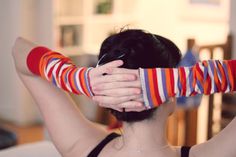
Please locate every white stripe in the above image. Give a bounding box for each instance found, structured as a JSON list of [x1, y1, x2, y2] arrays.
[[185, 67, 191, 96], [52, 61, 61, 88], [46, 59, 59, 76], [44, 59, 59, 80], [75, 68, 85, 95], [139, 68, 150, 108], [173, 68, 179, 97], [65, 68, 73, 92], [220, 60, 230, 92], [214, 61, 222, 83], [156, 69, 166, 102], [58, 64, 71, 86]]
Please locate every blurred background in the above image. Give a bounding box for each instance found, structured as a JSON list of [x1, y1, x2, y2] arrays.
[[0, 0, 236, 152]]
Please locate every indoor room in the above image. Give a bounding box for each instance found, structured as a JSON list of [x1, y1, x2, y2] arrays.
[[0, 0, 236, 156]]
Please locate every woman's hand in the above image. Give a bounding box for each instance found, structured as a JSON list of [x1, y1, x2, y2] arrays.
[[90, 67, 146, 112], [12, 37, 37, 76]]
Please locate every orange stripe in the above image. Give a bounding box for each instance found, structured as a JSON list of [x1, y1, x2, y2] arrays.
[[202, 61, 210, 94], [79, 68, 90, 96], [147, 69, 158, 106], [165, 69, 172, 97], [213, 64, 221, 92], [61, 66, 72, 92], [225, 61, 234, 91], [39, 51, 53, 79], [191, 66, 197, 96], [68, 67, 80, 94], [217, 61, 226, 91]]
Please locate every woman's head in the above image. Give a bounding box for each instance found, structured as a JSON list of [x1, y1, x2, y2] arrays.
[[98, 29, 181, 122]]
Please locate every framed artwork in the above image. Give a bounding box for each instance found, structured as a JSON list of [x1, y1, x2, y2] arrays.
[[94, 0, 113, 14], [60, 25, 82, 48], [189, 0, 221, 5], [180, 0, 229, 22]]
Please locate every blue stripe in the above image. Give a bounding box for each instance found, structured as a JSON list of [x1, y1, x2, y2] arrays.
[[85, 68, 94, 96], [208, 61, 217, 92], [65, 69, 69, 84], [74, 69, 80, 92], [161, 69, 168, 100], [177, 70, 182, 97], [144, 70, 154, 108], [188, 67, 194, 95], [196, 80, 204, 93], [52, 75, 57, 86]]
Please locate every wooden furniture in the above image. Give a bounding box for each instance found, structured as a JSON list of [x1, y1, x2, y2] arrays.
[[167, 35, 234, 146], [186, 34, 233, 141]]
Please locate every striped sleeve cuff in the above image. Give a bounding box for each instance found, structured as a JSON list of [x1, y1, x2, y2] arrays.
[[139, 68, 152, 109], [27, 47, 94, 97], [139, 68, 167, 108], [139, 60, 236, 109], [39, 51, 94, 97], [27, 46, 51, 75]]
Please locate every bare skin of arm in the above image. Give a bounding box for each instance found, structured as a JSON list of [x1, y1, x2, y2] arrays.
[[190, 117, 236, 157], [12, 37, 141, 157]]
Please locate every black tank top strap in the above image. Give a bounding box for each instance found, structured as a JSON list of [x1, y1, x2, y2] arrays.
[[181, 146, 191, 157], [87, 132, 120, 157]]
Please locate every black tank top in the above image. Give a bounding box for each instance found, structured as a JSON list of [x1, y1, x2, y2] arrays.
[[87, 133, 191, 157]]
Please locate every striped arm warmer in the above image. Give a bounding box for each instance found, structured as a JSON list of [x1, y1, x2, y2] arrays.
[[26, 46, 93, 97], [140, 60, 236, 109]]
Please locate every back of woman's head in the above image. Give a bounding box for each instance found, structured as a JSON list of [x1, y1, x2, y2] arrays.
[[98, 29, 182, 123]]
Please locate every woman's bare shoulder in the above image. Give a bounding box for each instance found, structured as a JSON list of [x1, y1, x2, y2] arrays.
[[65, 122, 111, 157]]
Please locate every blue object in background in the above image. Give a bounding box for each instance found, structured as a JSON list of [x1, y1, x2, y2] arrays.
[[177, 50, 202, 108]]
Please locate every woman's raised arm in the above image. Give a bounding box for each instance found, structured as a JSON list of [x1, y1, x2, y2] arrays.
[[96, 60, 236, 110], [12, 37, 141, 156]]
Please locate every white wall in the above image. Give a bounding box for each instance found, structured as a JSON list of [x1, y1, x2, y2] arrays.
[[230, 0, 236, 58], [0, 0, 53, 125], [135, 0, 229, 53]]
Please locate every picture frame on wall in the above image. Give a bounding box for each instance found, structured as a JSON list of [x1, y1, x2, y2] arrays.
[[180, 0, 229, 22], [94, 0, 113, 14], [60, 25, 82, 48], [190, 0, 220, 5]]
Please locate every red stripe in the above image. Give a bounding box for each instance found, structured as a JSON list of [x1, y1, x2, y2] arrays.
[[213, 63, 221, 92], [195, 64, 204, 85], [169, 69, 175, 96], [228, 60, 236, 91], [55, 58, 71, 81], [179, 67, 186, 96], [216, 61, 226, 92], [60, 67, 70, 92], [152, 69, 162, 105], [68, 67, 80, 94]]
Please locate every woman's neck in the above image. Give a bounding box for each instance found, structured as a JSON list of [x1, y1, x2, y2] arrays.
[[113, 117, 169, 153]]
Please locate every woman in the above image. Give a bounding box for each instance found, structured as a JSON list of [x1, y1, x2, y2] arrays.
[[12, 29, 236, 157]]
